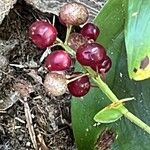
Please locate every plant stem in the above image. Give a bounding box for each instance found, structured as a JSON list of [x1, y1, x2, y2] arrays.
[[56, 37, 63, 43], [59, 41, 150, 135], [92, 72, 150, 134], [59, 43, 75, 55], [56, 38, 75, 55], [93, 75, 118, 102], [121, 108, 150, 134], [120, 108, 150, 134], [52, 15, 56, 26], [67, 73, 89, 84], [64, 25, 72, 45]]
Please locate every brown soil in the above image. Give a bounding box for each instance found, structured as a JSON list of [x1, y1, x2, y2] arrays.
[[0, 0, 75, 149]]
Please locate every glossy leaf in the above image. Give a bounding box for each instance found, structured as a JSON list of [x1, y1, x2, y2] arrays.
[[125, 0, 150, 80], [71, 0, 150, 149], [72, 0, 126, 149], [94, 107, 123, 123]]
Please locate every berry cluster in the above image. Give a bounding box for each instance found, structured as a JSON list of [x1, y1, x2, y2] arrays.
[[28, 2, 112, 97]]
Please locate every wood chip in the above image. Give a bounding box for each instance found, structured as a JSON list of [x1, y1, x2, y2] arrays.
[[0, 91, 19, 111], [24, 99, 38, 150], [37, 133, 49, 150]]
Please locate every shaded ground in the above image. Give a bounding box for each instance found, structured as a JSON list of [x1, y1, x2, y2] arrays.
[[0, 0, 75, 149]]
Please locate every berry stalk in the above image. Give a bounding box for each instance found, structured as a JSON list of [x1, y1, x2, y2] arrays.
[[58, 42, 76, 55], [56, 37, 75, 55], [61, 41, 150, 135], [64, 25, 72, 45]]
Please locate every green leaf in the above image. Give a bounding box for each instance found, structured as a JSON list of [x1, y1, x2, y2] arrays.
[[94, 107, 123, 123], [71, 0, 150, 150], [125, 0, 150, 80], [72, 0, 126, 149], [94, 0, 126, 47]]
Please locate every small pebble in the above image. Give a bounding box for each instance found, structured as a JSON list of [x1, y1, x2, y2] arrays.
[[26, 141, 31, 147]]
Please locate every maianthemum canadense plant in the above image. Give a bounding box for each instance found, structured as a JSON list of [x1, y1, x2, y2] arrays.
[[28, 0, 150, 149]]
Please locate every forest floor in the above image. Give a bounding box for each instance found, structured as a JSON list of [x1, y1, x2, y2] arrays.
[[0, 0, 75, 149]]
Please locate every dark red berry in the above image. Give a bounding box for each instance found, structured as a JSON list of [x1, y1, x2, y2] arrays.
[[91, 55, 112, 73], [45, 50, 72, 71], [68, 73, 90, 97], [29, 20, 57, 48], [76, 43, 106, 66], [80, 23, 100, 41]]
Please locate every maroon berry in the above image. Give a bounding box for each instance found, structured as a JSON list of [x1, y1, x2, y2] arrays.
[[68, 33, 88, 51], [80, 23, 100, 41], [68, 73, 90, 97], [91, 55, 112, 73], [45, 50, 72, 71], [29, 20, 57, 48], [59, 2, 88, 26], [76, 43, 106, 66]]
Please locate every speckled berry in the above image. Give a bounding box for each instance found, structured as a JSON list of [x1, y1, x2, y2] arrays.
[[68, 33, 88, 51], [44, 73, 67, 96], [59, 2, 88, 26]]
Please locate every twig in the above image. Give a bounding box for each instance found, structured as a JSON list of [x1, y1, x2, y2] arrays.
[[23, 98, 38, 150], [37, 133, 49, 150]]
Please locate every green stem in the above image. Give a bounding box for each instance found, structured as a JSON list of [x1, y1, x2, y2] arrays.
[[56, 37, 75, 55], [56, 37, 63, 43], [124, 111, 150, 134], [92, 75, 118, 102], [64, 25, 72, 45], [91, 71, 150, 134], [59, 43, 75, 56], [58, 41, 150, 135]]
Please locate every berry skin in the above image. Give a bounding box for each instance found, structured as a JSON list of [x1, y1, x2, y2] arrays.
[[76, 43, 106, 66], [29, 20, 57, 49], [91, 55, 112, 73], [59, 16, 66, 26], [68, 33, 88, 51], [80, 23, 100, 41], [45, 50, 72, 71], [44, 73, 67, 96], [68, 73, 90, 97], [59, 2, 88, 26]]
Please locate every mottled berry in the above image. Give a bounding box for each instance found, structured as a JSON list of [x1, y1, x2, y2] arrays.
[[59, 2, 88, 26], [68, 33, 88, 51], [44, 73, 67, 96]]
